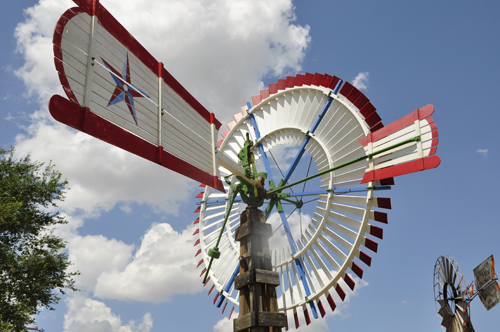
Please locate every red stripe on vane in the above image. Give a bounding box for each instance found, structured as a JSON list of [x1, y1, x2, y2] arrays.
[[278, 78, 287, 91], [252, 95, 262, 106], [327, 294, 336, 312], [346, 86, 362, 104], [194, 239, 200, 246], [260, 89, 270, 100], [373, 211, 388, 224], [269, 83, 278, 94], [304, 73, 314, 85], [339, 81, 354, 98], [361, 156, 441, 183], [318, 300, 326, 317], [359, 251, 372, 266], [193, 229, 199, 235], [370, 121, 384, 132], [369, 225, 383, 239], [328, 76, 341, 90], [233, 112, 244, 123], [193, 218, 199, 224], [295, 74, 305, 87], [336, 284, 346, 301], [312, 73, 324, 86], [222, 301, 228, 314], [196, 192, 203, 198], [344, 274, 355, 291], [376, 197, 392, 209], [320, 74, 333, 88], [351, 262, 364, 279], [286, 76, 296, 88], [195, 249, 201, 257], [304, 308, 311, 325], [359, 102, 376, 118], [294, 311, 299, 329], [364, 237, 378, 253], [365, 111, 382, 128], [379, 177, 395, 185]]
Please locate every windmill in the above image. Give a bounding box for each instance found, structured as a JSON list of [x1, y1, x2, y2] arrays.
[[434, 255, 500, 332], [49, 0, 441, 330]]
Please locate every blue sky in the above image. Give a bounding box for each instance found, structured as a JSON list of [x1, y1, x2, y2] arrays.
[[1, 1, 499, 331]]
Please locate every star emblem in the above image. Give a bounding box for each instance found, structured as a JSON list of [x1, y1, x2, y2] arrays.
[[101, 53, 149, 125]]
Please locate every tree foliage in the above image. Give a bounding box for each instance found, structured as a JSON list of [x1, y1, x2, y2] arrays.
[[0, 149, 78, 331]]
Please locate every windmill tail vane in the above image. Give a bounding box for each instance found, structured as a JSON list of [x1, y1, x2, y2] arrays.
[[359, 104, 440, 183]]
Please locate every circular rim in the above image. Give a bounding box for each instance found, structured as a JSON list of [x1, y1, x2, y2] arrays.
[[433, 255, 471, 331], [195, 74, 393, 324]]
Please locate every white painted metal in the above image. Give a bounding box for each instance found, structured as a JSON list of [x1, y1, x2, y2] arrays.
[[363, 117, 436, 173], [56, 11, 220, 178], [196, 83, 391, 314]]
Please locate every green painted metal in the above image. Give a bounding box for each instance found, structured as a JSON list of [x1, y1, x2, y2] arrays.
[[267, 135, 421, 195], [202, 192, 237, 283]]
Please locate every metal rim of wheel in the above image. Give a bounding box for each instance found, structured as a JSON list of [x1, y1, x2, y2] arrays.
[[433, 255, 473, 332], [193, 73, 393, 326]]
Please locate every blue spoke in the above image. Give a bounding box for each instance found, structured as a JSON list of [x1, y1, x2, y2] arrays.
[[216, 263, 240, 307], [275, 200, 318, 318], [282, 80, 343, 186], [249, 106, 317, 316]]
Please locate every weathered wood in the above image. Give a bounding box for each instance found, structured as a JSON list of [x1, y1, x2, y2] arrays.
[[234, 312, 287, 332], [235, 221, 272, 241], [234, 207, 285, 332], [235, 269, 280, 290]]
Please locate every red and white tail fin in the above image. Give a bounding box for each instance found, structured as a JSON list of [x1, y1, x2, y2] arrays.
[[359, 104, 440, 183]]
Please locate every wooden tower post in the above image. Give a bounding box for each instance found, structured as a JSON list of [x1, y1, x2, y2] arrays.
[[234, 206, 286, 332]]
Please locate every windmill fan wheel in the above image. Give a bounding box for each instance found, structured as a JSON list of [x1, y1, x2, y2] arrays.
[[193, 73, 394, 328], [434, 256, 475, 332]]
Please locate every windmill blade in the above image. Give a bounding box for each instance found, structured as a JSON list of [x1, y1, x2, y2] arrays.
[[359, 104, 440, 183], [49, 0, 225, 191]]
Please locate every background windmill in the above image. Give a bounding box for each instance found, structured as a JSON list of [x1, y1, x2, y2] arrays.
[[434, 255, 499, 332]]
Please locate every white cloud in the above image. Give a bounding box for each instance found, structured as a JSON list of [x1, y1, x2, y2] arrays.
[[94, 223, 202, 302], [64, 294, 153, 332], [352, 72, 369, 91], [213, 317, 233, 332], [476, 148, 488, 157], [67, 233, 134, 291], [13, 115, 195, 218]]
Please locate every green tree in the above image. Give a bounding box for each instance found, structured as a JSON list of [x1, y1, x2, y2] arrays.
[[0, 148, 78, 331]]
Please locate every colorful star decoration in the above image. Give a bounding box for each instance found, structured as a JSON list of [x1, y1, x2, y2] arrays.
[[101, 53, 149, 125]]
